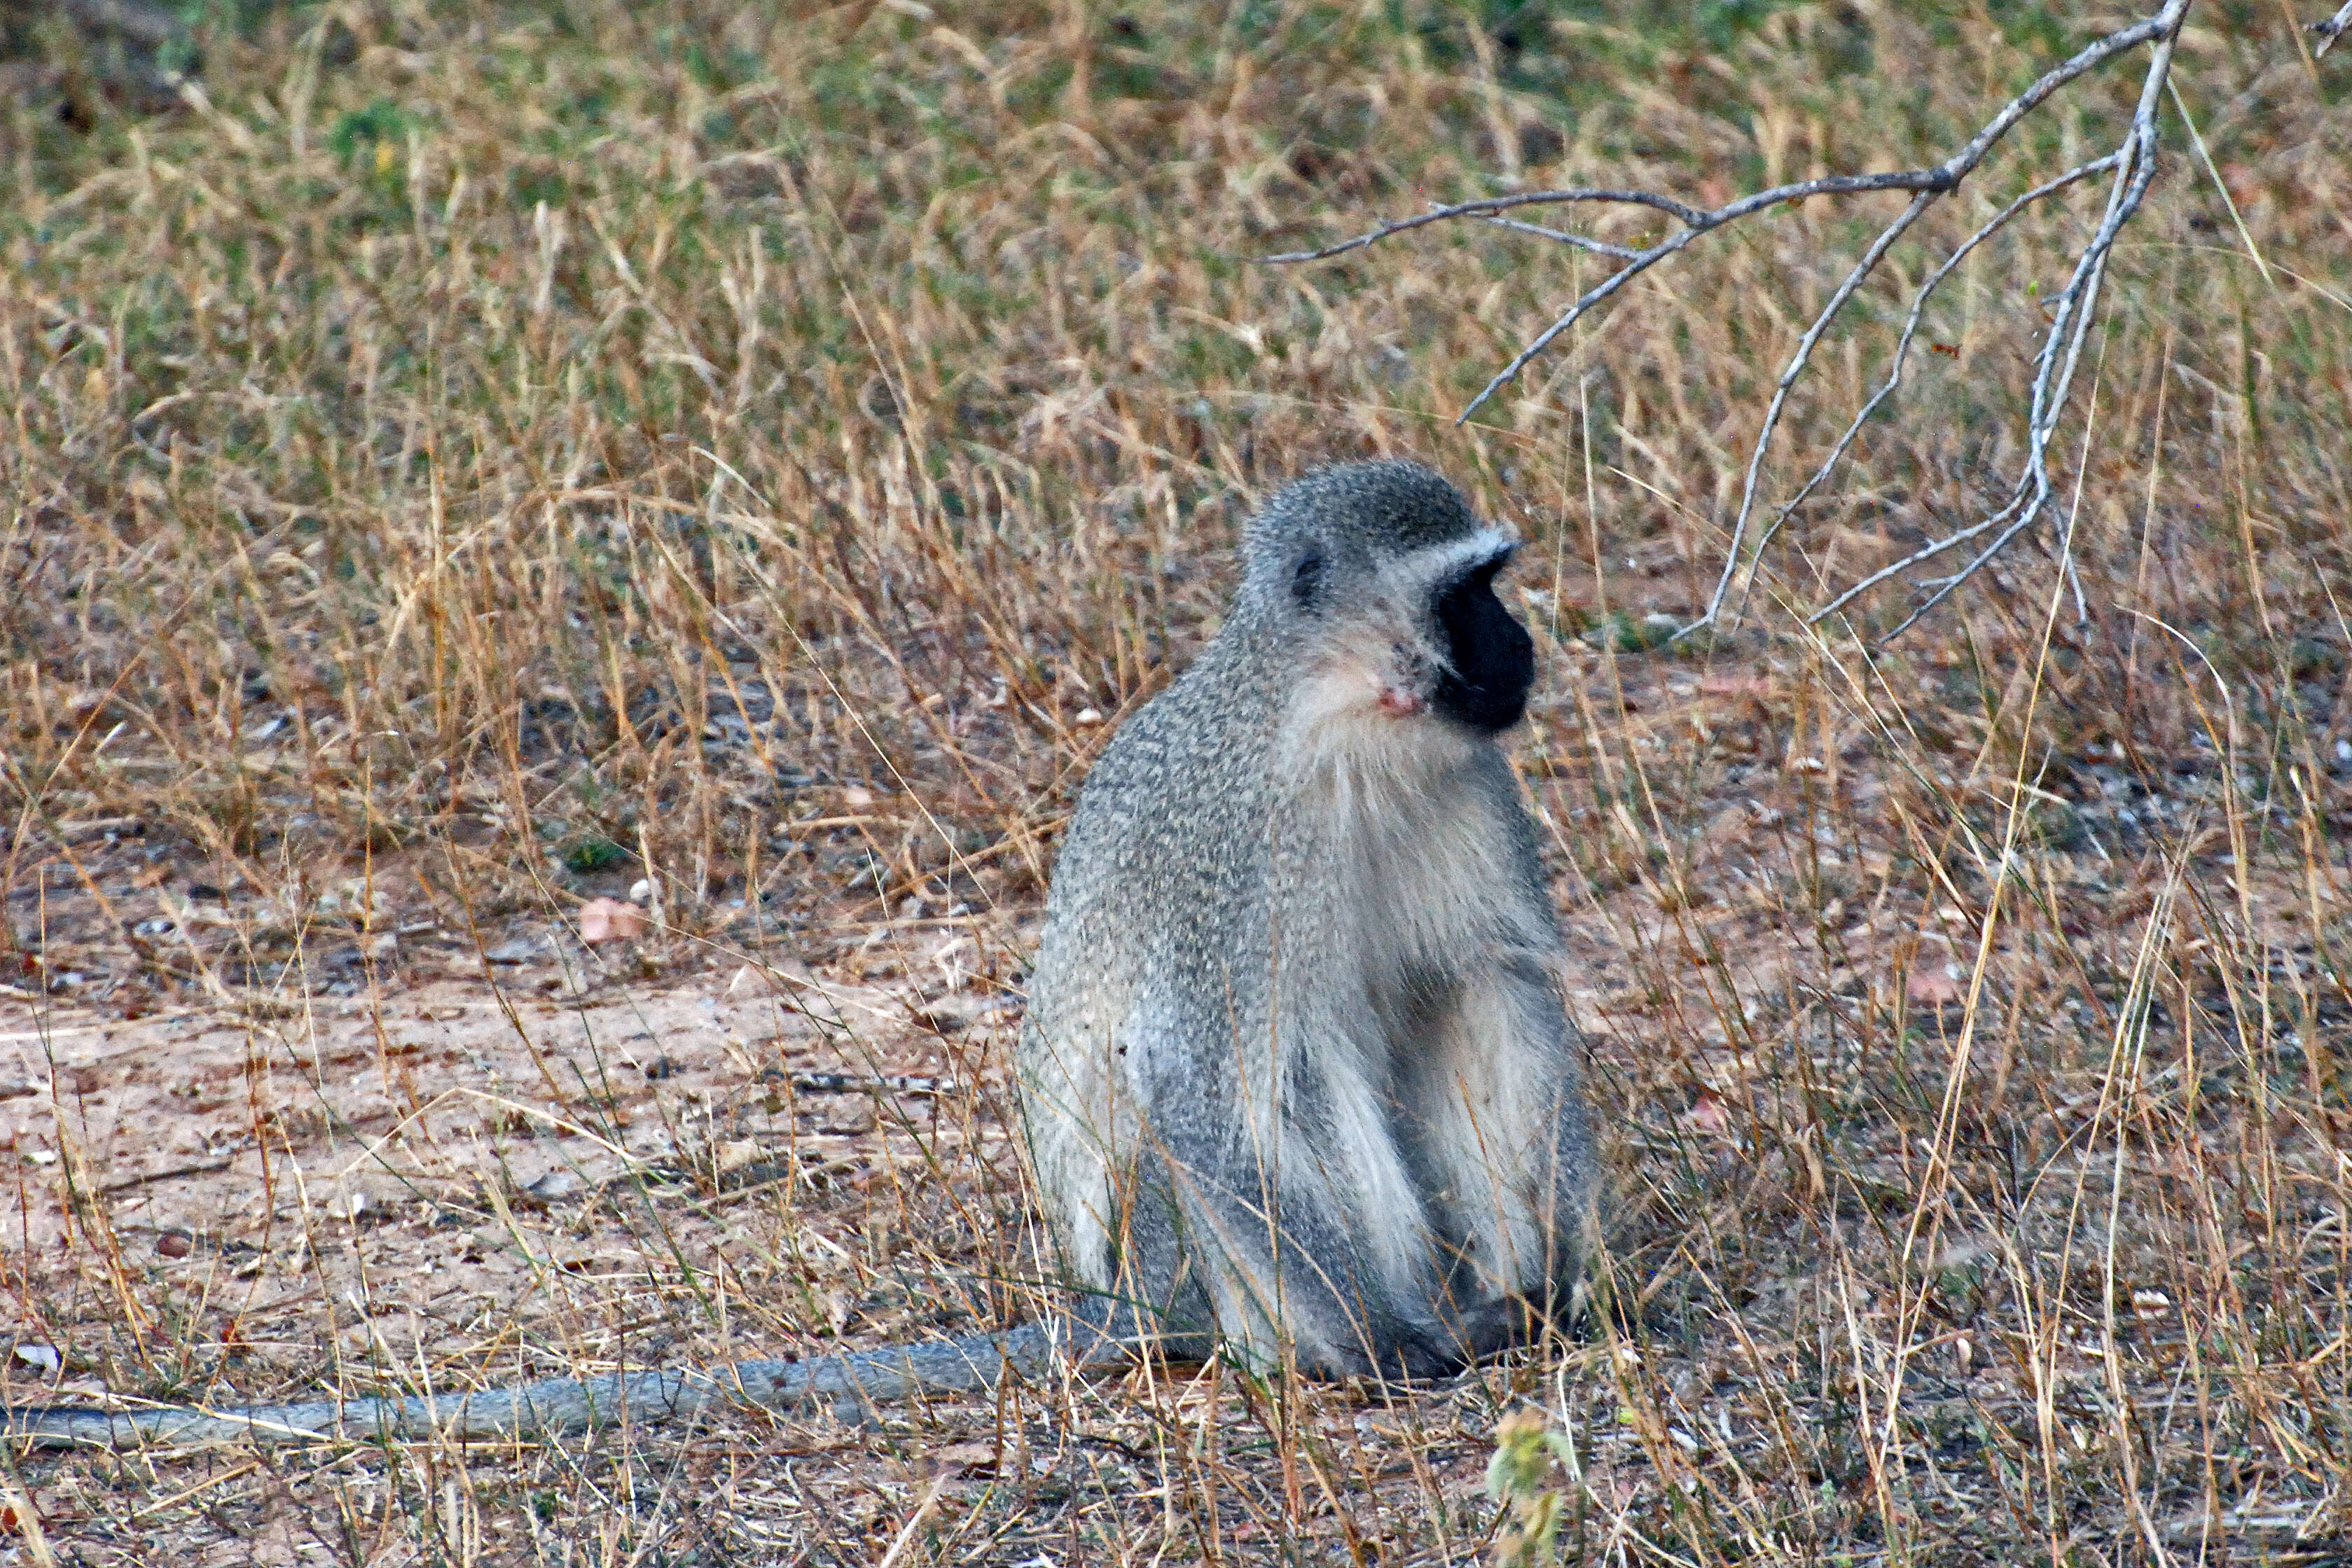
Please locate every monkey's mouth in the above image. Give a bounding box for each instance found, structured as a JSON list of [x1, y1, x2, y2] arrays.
[[1373, 641, 1439, 719], [1289, 636, 1449, 734]]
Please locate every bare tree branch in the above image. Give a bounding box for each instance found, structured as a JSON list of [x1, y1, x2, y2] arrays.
[[1261, 188, 1709, 263], [1699, 187, 1942, 633], [1876, 16, 2184, 641], [1771, 152, 2124, 612], [1269, 3, 2264, 639]]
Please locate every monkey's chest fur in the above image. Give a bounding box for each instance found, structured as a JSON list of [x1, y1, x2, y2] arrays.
[[1018, 667, 1586, 1378]]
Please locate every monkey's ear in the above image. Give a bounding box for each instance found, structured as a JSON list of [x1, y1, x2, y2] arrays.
[[1290, 548, 1326, 610]]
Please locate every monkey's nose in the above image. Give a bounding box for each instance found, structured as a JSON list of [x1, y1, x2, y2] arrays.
[[1378, 685, 1425, 718]]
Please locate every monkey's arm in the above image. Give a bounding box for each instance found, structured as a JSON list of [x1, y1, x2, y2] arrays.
[[4, 1307, 1138, 1449]]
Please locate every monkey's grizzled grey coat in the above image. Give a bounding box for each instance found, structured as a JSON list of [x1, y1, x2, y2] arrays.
[[4, 460, 1587, 1448], [1021, 459, 1592, 1378]]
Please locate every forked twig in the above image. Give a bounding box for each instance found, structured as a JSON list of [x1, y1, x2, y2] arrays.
[[1766, 153, 2123, 602], [1268, 2, 2324, 637]]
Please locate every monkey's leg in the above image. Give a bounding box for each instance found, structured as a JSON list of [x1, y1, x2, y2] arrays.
[[1397, 955, 1589, 1357], [1140, 1120, 1462, 1382], [1044, 1004, 1455, 1380]]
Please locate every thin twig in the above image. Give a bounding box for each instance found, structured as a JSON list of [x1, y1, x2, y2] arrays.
[[1261, 188, 1708, 264], [1699, 187, 1942, 632], [99, 1158, 233, 1195], [1878, 10, 2182, 641], [762, 1068, 961, 1097], [1475, 214, 1643, 262], [1801, 153, 2126, 625]]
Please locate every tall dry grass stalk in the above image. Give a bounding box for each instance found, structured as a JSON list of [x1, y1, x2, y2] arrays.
[[1, 0, 2348, 1561]]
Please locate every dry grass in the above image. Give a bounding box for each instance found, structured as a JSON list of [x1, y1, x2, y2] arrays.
[[2, 0, 2349, 1562]]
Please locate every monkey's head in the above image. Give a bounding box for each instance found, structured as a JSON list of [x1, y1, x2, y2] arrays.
[[1242, 461, 1535, 738]]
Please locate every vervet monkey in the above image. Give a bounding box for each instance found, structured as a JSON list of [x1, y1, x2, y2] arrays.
[[1020, 458, 1591, 1378], [5, 461, 1588, 1448]]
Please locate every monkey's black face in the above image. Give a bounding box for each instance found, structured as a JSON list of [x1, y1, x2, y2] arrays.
[[1430, 554, 1535, 733]]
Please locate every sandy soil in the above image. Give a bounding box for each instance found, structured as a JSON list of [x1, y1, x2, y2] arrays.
[[1, 920, 1018, 1405]]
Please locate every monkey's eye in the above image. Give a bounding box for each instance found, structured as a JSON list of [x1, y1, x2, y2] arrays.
[[1290, 548, 1325, 609]]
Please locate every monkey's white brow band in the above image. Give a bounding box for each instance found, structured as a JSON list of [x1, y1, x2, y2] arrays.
[[1410, 529, 1520, 578]]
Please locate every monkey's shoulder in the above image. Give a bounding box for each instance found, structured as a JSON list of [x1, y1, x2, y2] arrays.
[[1028, 665, 1277, 1004], [1060, 661, 1275, 845]]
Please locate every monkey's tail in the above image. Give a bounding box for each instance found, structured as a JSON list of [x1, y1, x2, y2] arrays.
[[4, 1304, 1142, 1450]]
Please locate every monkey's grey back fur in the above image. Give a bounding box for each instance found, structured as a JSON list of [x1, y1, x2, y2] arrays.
[[1020, 459, 1591, 1379]]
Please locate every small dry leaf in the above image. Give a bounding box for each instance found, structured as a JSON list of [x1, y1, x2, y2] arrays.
[[1907, 966, 1964, 1006], [714, 1139, 763, 1176], [1701, 805, 1753, 850], [156, 1231, 192, 1258], [842, 786, 876, 808], [578, 897, 648, 943], [2131, 1288, 2172, 1320], [936, 1441, 1000, 1474], [1687, 1088, 1731, 1135], [522, 1168, 586, 1205], [1698, 672, 1770, 698]]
